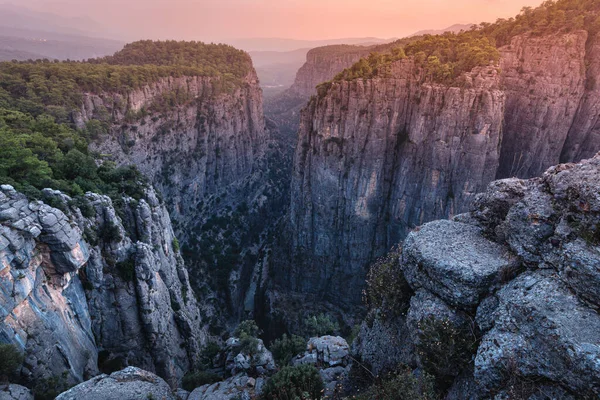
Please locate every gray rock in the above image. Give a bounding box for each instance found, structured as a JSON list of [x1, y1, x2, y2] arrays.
[[474, 272, 600, 397], [402, 220, 514, 308], [56, 367, 176, 400], [0, 187, 208, 388], [294, 336, 350, 367], [0, 384, 33, 400], [320, 365, 350, 398], [225, 338, 275, 376], [188, 374, 258, 400], [281, 60, 505, 308]]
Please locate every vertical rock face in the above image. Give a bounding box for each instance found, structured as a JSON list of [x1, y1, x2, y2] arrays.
[[0, 185, 207, 388], [0, 186, 97, 386], [497, 31, 588, 179], [74, 70, 286, 321], [280, 30, 600, 310], [561, 31, 600, 163], [264, 45, 374, 140], [79, 72, 266, 223], [288, 46, 372, 98], [282, 60, 504, 306]]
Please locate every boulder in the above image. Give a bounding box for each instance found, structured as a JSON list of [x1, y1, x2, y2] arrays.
[[402, 220, 515, 308], [294, 336, 350, 367], [188, 374, 262, 400], [225, 338, 275, 376], [352, 314, 414, 376], [56, 367, 176, 400]]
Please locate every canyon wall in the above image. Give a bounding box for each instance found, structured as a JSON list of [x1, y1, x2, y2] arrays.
[[279, 30, 600, 310], [0, 185, 207, 390], [74, 71, 286, 321]]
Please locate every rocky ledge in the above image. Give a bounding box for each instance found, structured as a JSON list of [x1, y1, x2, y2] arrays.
[[355, 154, 600, 398]]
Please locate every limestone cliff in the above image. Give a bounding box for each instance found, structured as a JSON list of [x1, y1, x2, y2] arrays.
[[279, 30, 600, 310], [73, 70, 287, 322], [279, 60, 504, 306], [264, 45, 374, 139], [0, 185, 207, 391], [78, 71, 266, 222], [288, 46, 373, 98]]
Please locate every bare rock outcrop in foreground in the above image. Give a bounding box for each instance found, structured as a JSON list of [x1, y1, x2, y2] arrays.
[[355, 155, 600, 398]]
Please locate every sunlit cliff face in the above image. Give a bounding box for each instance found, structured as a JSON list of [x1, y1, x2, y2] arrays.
[[18, 0, 544, 41]]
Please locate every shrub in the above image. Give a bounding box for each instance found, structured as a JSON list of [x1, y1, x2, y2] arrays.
[[239, 335, 260, 356], [70, 196, 96, 219], [353, 367, 437, 400], [271, 334, 306, 366], [182, 370, 222, 392], [198, 341, 221, 369], [260, 365, 324, 400], [416, 316, 476, 388], [32, 372, 70, 400], [234, 320, 261, 338], [234, 320, 262, 356], [100, 222, 122, 243], [303, 313, 339, 337], [365, 246, 412, 320], [172, 237, 180, 253], [0, 343, 23, 380], [116, 255, 136, 282]]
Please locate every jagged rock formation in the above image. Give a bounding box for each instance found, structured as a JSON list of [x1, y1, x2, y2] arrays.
[[279, 30, 600, 310], [0, 185, 207, 389], [56, 367, 176, 400], [355, 155, 600, 398]]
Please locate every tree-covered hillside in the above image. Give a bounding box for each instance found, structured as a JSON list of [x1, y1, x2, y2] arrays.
[[332, 0, 600, 84], [0, 40, 252, 200]]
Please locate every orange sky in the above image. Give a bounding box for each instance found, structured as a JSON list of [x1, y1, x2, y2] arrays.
[[17, 0, 545, 41]]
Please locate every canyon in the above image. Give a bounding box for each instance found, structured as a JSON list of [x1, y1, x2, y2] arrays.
[[275, 29, 600, 312], [1, 2, 600, 398]]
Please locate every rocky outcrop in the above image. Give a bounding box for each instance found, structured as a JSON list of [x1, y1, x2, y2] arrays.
[[189, 374, 265, 400], [0, 385, 33, 400], [0, 185, 208, 389], [280, 30, 600, 310], [224, 336, 275, 376], [293, 336, 350, 368], [0, 186, 97, 386], [56, 367, 176, 400], [355, 154, 600, 398]]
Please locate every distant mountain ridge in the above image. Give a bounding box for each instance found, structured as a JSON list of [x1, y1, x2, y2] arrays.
[[227, 37, 395, 52], [410, 23, 474, 36]]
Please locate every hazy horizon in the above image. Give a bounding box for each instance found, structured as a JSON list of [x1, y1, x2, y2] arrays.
[[7, 0, 545, 43]]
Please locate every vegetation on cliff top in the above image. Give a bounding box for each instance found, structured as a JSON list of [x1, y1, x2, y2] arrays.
[[0, 40, 251, 198], [330, 0, 600, 85]]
